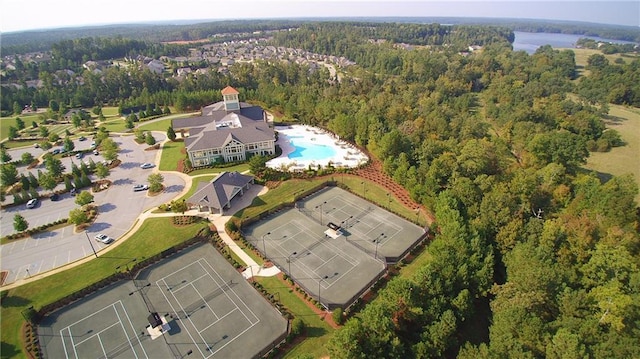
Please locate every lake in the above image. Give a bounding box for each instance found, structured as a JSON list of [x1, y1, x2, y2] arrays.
[[513, 31, 638, 54]]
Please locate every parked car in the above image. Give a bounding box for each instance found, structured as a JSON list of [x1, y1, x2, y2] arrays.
[[140, 163, 154, 169], [26, 198, 38, 209], [133, 184, 149, 192], [93, 150, 99, 155], [75, 152, 83, 159], [70, 187, 77, 196], [51, 148, 61, 155], [79, 136, 86, 141], [33, 143, 40, 148], [50, 193, 60, 201], [94, 233, 114, 244], [90, 141, 97, 149]]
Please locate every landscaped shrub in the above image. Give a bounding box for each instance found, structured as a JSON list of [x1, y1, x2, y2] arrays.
[[332, 307, 344, 325], [290, 317, 305, 336]]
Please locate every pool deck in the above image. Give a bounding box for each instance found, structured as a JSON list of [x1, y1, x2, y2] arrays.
[[267, 125, 368, 171]]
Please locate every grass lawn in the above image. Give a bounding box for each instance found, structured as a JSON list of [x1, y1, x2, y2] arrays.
[[0, 217, 209, 359], [100, 107, 119, 117], [397, 247, 433, 278], [137, 112, 198, 132], [584, 104, 640, 204], [255, 276, 334, 359], [562, 48, 639, 78], [0, 113, 43, 140], [100, 118, 129, 133], [340, 176, 427, 227], [159, 141, 185, 172], [188, 163, 250, 176]]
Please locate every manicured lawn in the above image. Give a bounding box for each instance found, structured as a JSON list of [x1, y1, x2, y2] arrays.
[[397, 246, 433, 278], [255, 276, 334, 359], [340, 175, 427, 226], [137, 112, 198, 132], [234, 179, 327, 221], [159, 141, 185, 172], [584, 104, 640, 203], [0, 113, 42, 140], [100, 118, 129, 133], [188, 163, 250, 176], [0, 217, 209, 359], [100, 107, 119, 117]]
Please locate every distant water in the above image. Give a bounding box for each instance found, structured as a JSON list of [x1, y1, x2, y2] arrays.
[[513, 31, 638, 54]]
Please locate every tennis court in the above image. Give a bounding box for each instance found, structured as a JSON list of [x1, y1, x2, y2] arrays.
[[38, 243, 288, 358], [244, 186, 424, 309]]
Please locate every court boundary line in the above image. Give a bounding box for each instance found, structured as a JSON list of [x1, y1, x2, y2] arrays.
[[156, 258, 260, 358], [60, 300, 146, 359], [267, 219, 361, 283]]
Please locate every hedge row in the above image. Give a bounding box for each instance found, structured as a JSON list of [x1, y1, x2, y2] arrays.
[[2, 218, 69, 241]]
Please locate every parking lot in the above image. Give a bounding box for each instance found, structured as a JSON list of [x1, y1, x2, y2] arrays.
[[0, 133, 187, 285]]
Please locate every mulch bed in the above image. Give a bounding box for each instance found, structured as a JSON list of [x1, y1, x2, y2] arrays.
[[353, 159, 435, 225]]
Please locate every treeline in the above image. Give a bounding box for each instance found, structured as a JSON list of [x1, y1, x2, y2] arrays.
[[270, 22, 514, 56], [0, 20, 304, 56]]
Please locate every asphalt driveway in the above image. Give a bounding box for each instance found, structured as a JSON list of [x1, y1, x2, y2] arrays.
[[0, 133, 186, 285]]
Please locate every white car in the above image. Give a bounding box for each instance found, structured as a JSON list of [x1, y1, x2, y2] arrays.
[[26, 198, 38, 209], [140, 163, 154, 169], [94, 233, 114, 244], [133, 184, 149, 192]]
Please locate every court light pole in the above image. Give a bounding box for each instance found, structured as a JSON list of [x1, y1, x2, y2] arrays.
[[318, 275, 329, 307], [84, 231, 98, 258], [387, 193, 391, 209], [361, 181, 365, 198], [315, 201, 327, 226], [287, 251, 298, 276], [129, 283, 152, 313], [372, 233, 385, 260], [261, 232, 271, 258]]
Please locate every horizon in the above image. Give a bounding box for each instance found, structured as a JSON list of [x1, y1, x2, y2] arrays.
[[1, 0, 639, 34]]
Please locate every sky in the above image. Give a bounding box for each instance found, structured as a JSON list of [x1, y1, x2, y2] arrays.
[[1, 0, 638, 33]]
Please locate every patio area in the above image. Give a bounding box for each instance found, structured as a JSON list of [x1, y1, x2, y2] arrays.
[[266, 125, 368, 171]]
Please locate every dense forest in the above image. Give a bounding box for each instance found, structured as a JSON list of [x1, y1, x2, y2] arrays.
[[2, 17, 639, 55], [2, 21, 640, 358]]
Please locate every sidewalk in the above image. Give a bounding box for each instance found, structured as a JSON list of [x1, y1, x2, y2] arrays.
[[207, 185, 281, 279]]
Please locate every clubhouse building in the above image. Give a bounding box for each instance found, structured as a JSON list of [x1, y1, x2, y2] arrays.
[[172, 86, 275, 167]]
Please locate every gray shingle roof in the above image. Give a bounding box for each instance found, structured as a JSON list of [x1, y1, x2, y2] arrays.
[[187, 171, 253, 210], [171, 101, 272, 153]]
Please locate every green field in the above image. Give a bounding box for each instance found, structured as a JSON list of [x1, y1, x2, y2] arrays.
[[255, 276, 335, 359], [562, 48, 639, 78], [0, 113, 44, 141], [584, 104, 640, 204]]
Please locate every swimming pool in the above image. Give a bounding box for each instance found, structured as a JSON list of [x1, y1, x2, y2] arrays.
[[266, 125, 368, 171], [288, 136, 336, 160]]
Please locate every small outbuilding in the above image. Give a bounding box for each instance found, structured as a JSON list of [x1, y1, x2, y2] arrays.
[[188, 171, 254, 214]]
